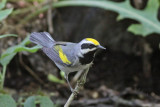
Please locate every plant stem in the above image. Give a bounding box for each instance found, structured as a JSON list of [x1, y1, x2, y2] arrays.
[[0, 65, 6, 90]]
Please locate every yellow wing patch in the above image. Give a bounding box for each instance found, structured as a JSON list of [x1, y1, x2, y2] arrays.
[[54, 45, 71, 64], [86, 38, 100, 46]]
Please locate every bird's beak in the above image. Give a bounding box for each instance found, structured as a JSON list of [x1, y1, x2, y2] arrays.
[[98, 45, 106, 50]]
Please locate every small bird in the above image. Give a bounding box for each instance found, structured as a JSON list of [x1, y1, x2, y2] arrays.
[[29, 32, 105, 92]]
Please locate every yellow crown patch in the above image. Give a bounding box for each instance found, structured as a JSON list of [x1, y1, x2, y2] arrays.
[[86, 38, 100, 46]]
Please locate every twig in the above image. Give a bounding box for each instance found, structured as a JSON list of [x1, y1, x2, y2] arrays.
[[19, 53, 45, 85], [47, 0, 54, 34], [54, 87, 160, 107], [55, 97, 142, 107], [64, 68, 89, 107]]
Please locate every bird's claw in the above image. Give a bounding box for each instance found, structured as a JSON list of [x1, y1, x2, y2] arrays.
[[71, 89, 79, 97]]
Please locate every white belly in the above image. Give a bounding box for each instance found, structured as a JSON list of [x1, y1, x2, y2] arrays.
[[56, 62, 92, 75]]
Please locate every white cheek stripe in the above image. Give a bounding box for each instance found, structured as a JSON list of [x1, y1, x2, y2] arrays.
[[81, 48, 96, 54], [84, 41, 93, 44]]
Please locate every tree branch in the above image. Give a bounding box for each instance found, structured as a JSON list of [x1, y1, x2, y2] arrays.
[[64, 68, 89, 107]]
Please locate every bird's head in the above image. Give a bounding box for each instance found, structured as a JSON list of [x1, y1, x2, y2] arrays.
[[79, 38, 106, 54]]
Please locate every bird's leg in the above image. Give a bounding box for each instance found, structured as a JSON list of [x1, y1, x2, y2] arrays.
[[65, 73, 79, 96], [64, 73, 74, 92], [64, 68, 89, 96]]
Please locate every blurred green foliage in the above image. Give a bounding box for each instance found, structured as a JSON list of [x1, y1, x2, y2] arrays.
[[0, 0, 12, 21], [0, 36, 41, 90], [8, 0, 45, 3], [24, 96, 55, 107], [0, 94, 16, 107], [54, 0, 160, 36], [0, 36, 41, 66], [0, 34, 17, 39], [0, 94, 56, 107], [48, 73, 65, 84], [1, 0, 160, 106], [15, 0, 160, 37], [0, 35, 58, 106], [0, 0, 16, 39]]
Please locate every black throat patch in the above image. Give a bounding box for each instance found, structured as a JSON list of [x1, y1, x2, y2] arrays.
[[79, 50, 96, 65]]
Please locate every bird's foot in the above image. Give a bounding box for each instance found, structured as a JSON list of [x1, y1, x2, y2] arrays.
[[71, 88, 79, 97]]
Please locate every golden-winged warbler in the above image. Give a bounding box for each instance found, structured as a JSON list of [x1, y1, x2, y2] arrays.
[[30, 32, 105, 92]]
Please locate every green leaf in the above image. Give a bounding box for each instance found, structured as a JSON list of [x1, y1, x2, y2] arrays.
[[0, 0, 12, 21], [53, 0, 160, 36], [0, 0, 6, 10], [24, 96, 36, 107], [0, 34, 17, 39], [0, 45, 41, 66], [0, 52, 16, 67], [0, 35, 41, 66], [0, 94, 16, 107], [0, 35, 41, 90], [128, 24, 152, 36], [39, 96, 54, 107], [60, 71, 65, 79], [48, 74, 65, 84], [24, 96, 54, 107], [20, 35, 31, 45], [0, 8, 13, 21]]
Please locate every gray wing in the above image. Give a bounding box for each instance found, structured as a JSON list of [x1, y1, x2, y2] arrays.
[[61, 43, 77, 65], [42, 47, 67, 66], [42, 43, 76, 67]]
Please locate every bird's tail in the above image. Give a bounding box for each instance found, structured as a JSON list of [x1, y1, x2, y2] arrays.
[[30, 32, 55, 48]]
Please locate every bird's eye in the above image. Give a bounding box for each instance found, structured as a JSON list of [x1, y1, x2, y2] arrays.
[[88, 44, 95, 48], [81, 43, 96, 49]]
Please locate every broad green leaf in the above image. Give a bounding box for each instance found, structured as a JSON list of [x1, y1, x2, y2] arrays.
[[24, 96, 54, 107], [39, 96, 54, 107], [24, 96, 36, 107], [48, 74, 65, 84], [0, 34, 17, 39], [0, 52, 16, 66], [53, 0, 160, 36], [0, 8, 13, 21], [0, 94, 16, 107]]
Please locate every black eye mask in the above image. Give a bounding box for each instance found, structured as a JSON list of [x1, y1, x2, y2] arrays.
[[81, 43, 96, 49]]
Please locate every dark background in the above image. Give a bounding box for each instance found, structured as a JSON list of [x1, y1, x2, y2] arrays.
[[1, 0, 160, 106]]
